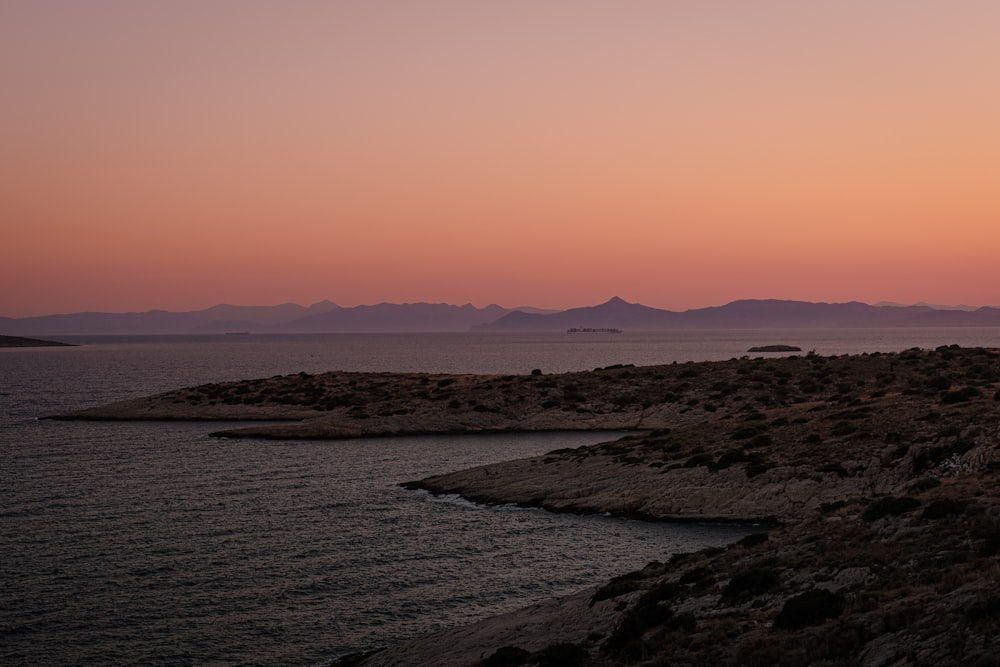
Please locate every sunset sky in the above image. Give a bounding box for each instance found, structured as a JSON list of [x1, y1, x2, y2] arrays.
[[3, 1, 999, 317]]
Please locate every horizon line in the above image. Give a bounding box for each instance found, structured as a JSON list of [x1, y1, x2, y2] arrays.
[[3, 296, 996, 320]]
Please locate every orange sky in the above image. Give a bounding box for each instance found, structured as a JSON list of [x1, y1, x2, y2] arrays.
[[2, 1, 999, 317]]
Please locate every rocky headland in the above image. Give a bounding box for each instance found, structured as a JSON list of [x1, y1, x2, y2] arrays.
[[0, 334, 74, 347], [57, 346, 1000, 665]]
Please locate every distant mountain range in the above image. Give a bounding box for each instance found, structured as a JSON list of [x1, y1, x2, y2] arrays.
[[2, 297, 1000, 336], [476, 297, 1000, 331], [0, 301, 525, 336]]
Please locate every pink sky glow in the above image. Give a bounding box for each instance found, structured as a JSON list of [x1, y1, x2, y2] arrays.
[[2, 1, 999, 317]]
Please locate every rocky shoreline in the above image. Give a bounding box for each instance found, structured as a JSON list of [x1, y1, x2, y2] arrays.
[[57, 346, 1000, 665]]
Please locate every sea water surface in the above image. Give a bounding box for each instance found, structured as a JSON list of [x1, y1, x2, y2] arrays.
[[3, 329, 999, 665]]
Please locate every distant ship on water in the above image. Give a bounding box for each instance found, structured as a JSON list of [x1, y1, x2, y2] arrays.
[[567, 327, 622, 334]]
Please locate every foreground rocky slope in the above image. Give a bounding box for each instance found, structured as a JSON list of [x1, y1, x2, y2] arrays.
[[371, 346, 1000, 666], [362, 471, 1000, 666], [58, 346, 1000, 665]]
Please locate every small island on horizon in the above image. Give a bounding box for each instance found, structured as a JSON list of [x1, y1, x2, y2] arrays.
[[567, 327, 622, 334], [747, 344, 802, 352]]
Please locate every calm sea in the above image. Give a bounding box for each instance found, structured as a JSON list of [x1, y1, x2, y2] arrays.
[[3, 329, 999, 665]]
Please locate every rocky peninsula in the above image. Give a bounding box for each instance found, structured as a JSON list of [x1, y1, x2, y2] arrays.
[[0, 334, 74, 347], [57, 346, 1000, 665]]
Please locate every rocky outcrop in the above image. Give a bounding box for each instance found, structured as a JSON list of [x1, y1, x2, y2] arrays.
[[360, 587, 628, 667], [407, 389, 1000, 523]]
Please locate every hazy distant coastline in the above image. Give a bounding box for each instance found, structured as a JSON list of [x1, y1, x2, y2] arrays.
[[4, 297, 1000, 337]]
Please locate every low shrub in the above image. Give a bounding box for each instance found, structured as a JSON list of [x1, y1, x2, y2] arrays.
[[941, 386, 981, 404], [591, 570, 646, 605], [722, 568, 781, 600], [862, 496, 920, 522], [678, 567, 714, 588], [602, 601, 677, 658], [831, 421, 857, 437], [773, 589, 844, 629], [538, 643, 589, 667], [738, 532, 769, 548], [927, 375, 951, 391], [484, 646, 531, 667], [636, 582, 679, 608], [820, 462, 848, 478], [711, 449, 746, 471], [966, 597, 1000, 624], [684, 453, 715, 468], [921, 498, 967, 520], [978, 526, 1000, 557], [820, 500, 847, 513], [730, 426, 762, 440], [907, 477, 941, 494]]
